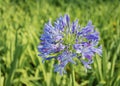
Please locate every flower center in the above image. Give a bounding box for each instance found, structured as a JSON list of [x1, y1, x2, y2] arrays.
[[62, 30, 76, 51]]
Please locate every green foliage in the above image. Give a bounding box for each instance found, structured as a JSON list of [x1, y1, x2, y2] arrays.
[[0, 0, 120, 86]]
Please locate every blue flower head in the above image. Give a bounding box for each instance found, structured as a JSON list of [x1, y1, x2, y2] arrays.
[[38, 14, 102, 75]]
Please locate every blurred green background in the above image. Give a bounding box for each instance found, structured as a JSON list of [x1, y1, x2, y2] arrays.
[[0, 0, 120, 86]]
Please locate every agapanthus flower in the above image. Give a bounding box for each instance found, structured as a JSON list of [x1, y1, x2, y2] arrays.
[[38, 14, 102, 75]]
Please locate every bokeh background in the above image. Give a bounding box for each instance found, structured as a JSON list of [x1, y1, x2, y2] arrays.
[[0, 0, 120, 86]]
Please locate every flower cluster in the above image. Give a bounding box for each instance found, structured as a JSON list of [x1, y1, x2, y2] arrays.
[[38, 14, 102, 75]]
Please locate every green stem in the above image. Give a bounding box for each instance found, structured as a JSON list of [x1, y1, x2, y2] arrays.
[[72, 69, 75, 86], [71, 65, 75, 86]]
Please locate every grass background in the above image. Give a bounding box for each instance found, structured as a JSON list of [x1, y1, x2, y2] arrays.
[[0, 0, 120, 86]]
